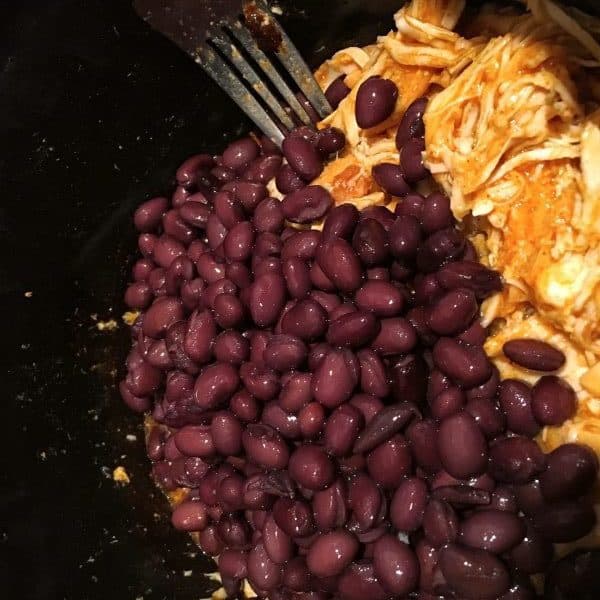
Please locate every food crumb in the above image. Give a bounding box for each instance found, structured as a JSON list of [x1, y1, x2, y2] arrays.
[[126, 434, 137, 442], [122, 310, 140, 326], [24, 291, 33, 298], [271, 4, 283, 14], [113, 466, 130, 484], [183, 570, 192, 577], [96, 319, 118, 331]]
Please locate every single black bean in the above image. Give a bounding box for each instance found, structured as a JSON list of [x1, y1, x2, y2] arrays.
[[433, 337, 493, 388], [325, 75, 351, 109], [355, 76, 398, 128], [372, 163, 410, 197], [317, 127, 346, 155], [389, 353, 428, 405], [531, 375, 576, 426], [316, 237, 362, 293], [282, 185, 333, 224], [312, 348, 359, 409], [396, 97, 427, 149], [417, 227, 465, 272], [134, 196, 168, 232], [355, 280, 404, 317], [498, 379, 540, 436], [503, 339, 566, 372], [437, 260, 503, 300], [465, 397, 506, 438], [326, 311, 380, 348], [428, 288, 478, 336], [489, 436, 546, 483], [276, 164, 305, 194], [423, 499, 459, 547], [460, 509, 525, 554], [401, 138, 427, 182], [533, 500, 596, 543], [282, 136, 323, 182]]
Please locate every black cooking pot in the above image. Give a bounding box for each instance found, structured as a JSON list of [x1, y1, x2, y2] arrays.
[[2, 1, 600, 599]]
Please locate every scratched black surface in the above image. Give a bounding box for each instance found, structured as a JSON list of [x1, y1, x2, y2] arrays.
[[0, 1, 400, 598]]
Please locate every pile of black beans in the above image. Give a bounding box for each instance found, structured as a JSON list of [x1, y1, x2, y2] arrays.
[[121, 78, 599, 600]]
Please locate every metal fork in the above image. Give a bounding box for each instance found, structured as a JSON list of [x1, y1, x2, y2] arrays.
[[134, 0, 332, 146]]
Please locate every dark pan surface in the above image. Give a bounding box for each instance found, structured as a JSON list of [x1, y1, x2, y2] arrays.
[[0, 1, 399, 598]]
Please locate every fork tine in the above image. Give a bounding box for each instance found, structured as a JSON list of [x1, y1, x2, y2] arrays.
[[252, 0, 332, 119], [197, 46, 285, 147], [227, 21, 313, 126], [210, 30, 296, 131]]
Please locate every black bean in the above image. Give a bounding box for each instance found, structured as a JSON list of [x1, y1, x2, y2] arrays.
[[489, 436, 546, 483], [282, 135, 323, 182], [417, 228, 466, 273], [531, 375, 576, 426], [355, 76, 398, 129], [282, 185, 333, 223], [325, 75, 351, 109], [503, 339, 566, 372], [498, 379, 540, 437], [317, 127, 346, 155], [401, 138, 427, 182], [428, 288, 478, 336], [532, 500, 596, 543], [396, 97, 427, 149], [372, 163, 410, 197], [433, 337, 493, 388]]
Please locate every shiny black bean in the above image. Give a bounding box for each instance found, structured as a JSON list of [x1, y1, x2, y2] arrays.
[[322, 203, 359, 240], [437, 260, 503, 300], [312, 478, 348, 532], [465, 364, 499, 401], [438, 411, 488, 479], [219, 548, 248, 581], [317, 127, 346, 155], [432, 485, 490, 508], [367, 434, 412, 488], [281, 230, 321, 261], [307, 530, 359, 578], [466, 397, 506, 438], [222, 180, 268, 212], [214, 330, 250, 365], [223, 221, 254, 262], [489, 485, 518, 512], [372, 163, 410, 197], [354, 402, 420, 454], [273, 497, 315, 538], [360, 205, 396, 230], [119, 380, 151, 413], [352, 218, 389, 267], [489, 436, 546, 483], [423, 499, 459, 547], [193, 362, 240, 410], [153, 234, 186, 269], [357, 348, 388, 398], [326, 311, 380, 348], [325, 75, 351, 109], [396, 97, 427, 149], [165, 255, 195, 296], [184, 309, 216, 364], [174, 425, 215, 457], [540, 443, 599, 502], [253, 197, 284, 234], [316, 237, 362, 293], [312, 348, 359, 409], [142, 297, 184, 338], [389, 214, 422, 259], [289, 445, 335, 491], [531, 375, 576, 426], [439, 544, 511, 600], [298, 402, 326, 439], [390, 477, 428, 532], [498, 379, 540, 436], [421, 192, 453, 234], [533, 500, 596, 543], [428, 288, 478, 336], [172, 500, 209, 532], [348, 473, 382, 533], [176, 153, 214, 187], [247, 543, 283, 592], [244, 154, 283, 184], [138, 233, 156, 258], [283, 136, 323, 182], [242, 424, 289, 470], [262, 515, 293, 565], [279, 372, 312, 413], [430, 386, 465, 420], [282, 185, 333, 224], [406, 418, 442, 473], [395, 192, 424, 220], [310, 261, 336, 292], [211, 411, 243, 456], [276, 163, 305, 194], [206, 214, 228, 250], [544, 549, 600, 600], [249, 272, 286, 327], [417, 227, 465, 273], [240, 362, 280, 401], [222, 137, 259, 171], [134, 196, 168, 232], [324, 404, 364, 457], [281, 298, 328, 341], [196, 252, 226, 283], [507, 521, 553, 575], [355, 280, 404, 317], [355, 76, 398, 129], [503, 339, 566, 372], [132, 258, 155, 282], [281, 257, 310, 300], [370, 317, 417, 355], [460, 509, 525, 554], [163, 209, 195, 244], [213, 293, 244, 329], [125, 281, 153, 309], [264, 334, 307, 372], [401, 137, 427, 182], [433, 337, 493, 388]]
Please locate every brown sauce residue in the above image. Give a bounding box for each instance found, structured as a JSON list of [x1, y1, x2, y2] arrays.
[[242, 0, 282, 52]]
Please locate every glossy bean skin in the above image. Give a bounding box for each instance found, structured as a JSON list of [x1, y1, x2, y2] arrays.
[[503, 338, 565, 372], [489, 436, 546, 484], [540, 443, 599, 502], [396, 97, 427, 149], [279, 372, 312, 413], [507, 522, 553, 575], [264, 334, 308, 372], [240, 362, 280, 401], [281, 299, 328, 342], [143, 297, 184, 338], [325, 404, 364, 457], [337, 561, 389, 600], [498, 379, 540, 437], [273, 497, 315, 538], [423, 499, 459, 547], [428, 288, 478, 336], [247, 543, 283, 592], [417, 228, 465, 273], [283, 136, 323, 182], [263, 515, 293, 565], [544, 549, 600, 600], [371, 534, 419, 596], [282, 185, 333, 224], [211, 411, 243, 456], [372, 163, 410, 197], [437, 411, 488, 479], [531, 375, 577, 426], [357, 349, 389, 398], [352, 218, 390, 267], [298, 403, 326, 439], [348, 473, 382, 533], [355, 76, 398, 129], [433, 338, 493, 388], [213, 330, 250, 365], [312, 348, 359, 409], [289, 445, 335, 491], [193, 362, 240, 410], [367, 435, 412, 488], [439, 544, 511, 600], [390, 477, 428, 532], [460, 509, 525, 554], [355, 280, 404, 317], [401, 138, 427, 182], [465, 397, 505, 439], [171, 500, 208, 532], [325, 75, 351, 108], [307, 530, 359, 578], [437, 260, 502, 300], [389, 354, 428, 405], [326, 311, 380, 348], [184, 309, 216, 364], [316, 237, 362, 293], [242, 424, 290, 470], [249, 272, 286, 327], [317, 127, 346, 155], [312, 479, 348, 532], [406, 418, 443, 474], [370, 318, 417, 356], [322, 203, 359, 240]]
